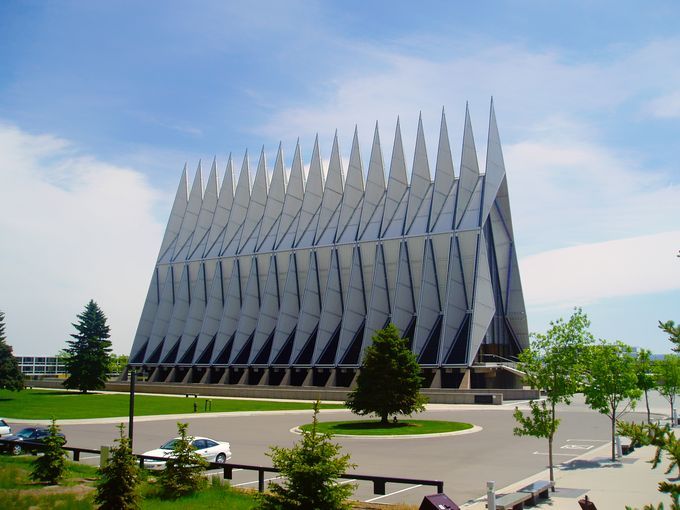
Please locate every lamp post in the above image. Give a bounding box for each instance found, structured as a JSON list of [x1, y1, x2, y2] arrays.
[[128, 368, 137, 449]]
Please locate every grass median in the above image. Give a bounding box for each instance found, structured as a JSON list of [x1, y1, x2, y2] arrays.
[[0, 389, 344, 420], [0, 454, 258, 509], [300, 419, 474, 436]]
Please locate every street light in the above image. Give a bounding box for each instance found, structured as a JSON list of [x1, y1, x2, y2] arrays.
[[128, 368, 137, 449]]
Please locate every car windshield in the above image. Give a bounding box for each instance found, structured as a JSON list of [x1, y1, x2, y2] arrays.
[[160, 439, 179, 450], [16, 429, 36, 438]]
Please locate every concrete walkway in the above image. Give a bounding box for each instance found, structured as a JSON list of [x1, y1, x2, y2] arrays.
[[463, 442, 673, 509]]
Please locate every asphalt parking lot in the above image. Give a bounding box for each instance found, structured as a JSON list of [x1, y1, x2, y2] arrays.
[[5, 396, 659, 505]]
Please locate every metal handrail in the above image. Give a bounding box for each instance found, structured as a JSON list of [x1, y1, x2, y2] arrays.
[[478, 353, 519, 364], [0, 438, 444, 495]]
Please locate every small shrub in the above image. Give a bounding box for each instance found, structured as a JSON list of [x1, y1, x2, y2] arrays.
[[95, 423, 141, 509], [258, 401, 355, 510], [157, 422, 208, 499], [29, 419, 66, 484]]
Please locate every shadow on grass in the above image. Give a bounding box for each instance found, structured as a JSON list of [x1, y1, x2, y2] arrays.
[[27, 391, 100, 397]]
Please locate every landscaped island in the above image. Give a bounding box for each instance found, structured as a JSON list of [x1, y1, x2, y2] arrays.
[[299, 419, 474, 436]]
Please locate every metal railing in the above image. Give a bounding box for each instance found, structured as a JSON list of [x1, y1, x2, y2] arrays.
[[478, 353, 520, 364], [0, 438, 443, 495]]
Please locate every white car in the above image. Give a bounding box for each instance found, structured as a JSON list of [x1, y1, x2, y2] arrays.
[[142, 436, 231, 469], [0, 419, 11, 437]]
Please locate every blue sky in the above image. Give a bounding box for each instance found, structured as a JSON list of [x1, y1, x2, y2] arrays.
[[0, 1, 678, 355]]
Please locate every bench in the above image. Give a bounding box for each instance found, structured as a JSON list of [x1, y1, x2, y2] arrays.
[[518, 480, 553, 505], [184, 393, 199, 398], [495, 492, 532, 510]]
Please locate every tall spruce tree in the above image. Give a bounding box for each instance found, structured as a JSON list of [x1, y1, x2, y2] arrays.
[[64, 300, 112, 393], [0, 311, 24, 391], [346, 324, 427, 424], [96, 424, 141, 510]]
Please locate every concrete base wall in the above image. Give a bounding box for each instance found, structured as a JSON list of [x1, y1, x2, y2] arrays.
[[28, 379, 538, 404]]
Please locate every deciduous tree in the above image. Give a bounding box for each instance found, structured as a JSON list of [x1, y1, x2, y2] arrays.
[[63, 300, 112, 393], [514, 308, 593, 485], [0, 311, 24, 391], [345, 324, 427, 424], [655, 354, 680, 422], [636, 349, 657, 424], [108, 354, 129, 375], [259, 401, 355, 510], [583, 340, 642, 461]]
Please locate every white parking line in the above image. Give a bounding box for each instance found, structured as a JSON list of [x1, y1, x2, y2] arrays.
[[566, 439, 608, 442], [232, 476, 283, 487], [532, 451, 577, 457], [338, 479, 356, 485], [365, 484, 423, 502]]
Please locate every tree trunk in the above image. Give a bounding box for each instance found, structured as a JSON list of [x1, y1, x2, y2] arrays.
[[611, 415, 616, 462], [381, 412, 388, 425], [548, 434, 554, 488], [549, 401, 555, 491], [645, 390, 650, 424], [671, 396, 676, 426]]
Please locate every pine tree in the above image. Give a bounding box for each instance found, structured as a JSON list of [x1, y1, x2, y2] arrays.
[[30, 419, 67, 484], [64, 300, 112, 393], [158, 422, 208, 499], [660, 320, 680, 354], [346, 323, 427, 424], [0, 311, 24, 391], [259, 401, 355, 510], [95, 424, 141, 510]]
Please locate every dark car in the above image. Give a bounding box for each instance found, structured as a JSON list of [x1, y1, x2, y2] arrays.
[[1, 427, 66, 455]]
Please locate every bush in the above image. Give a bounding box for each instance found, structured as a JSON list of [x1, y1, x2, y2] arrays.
[[95, 423, 141, 509], [258, 401, 355, 510], [157, 422, 208, 499], [29, 419, 66, 484]]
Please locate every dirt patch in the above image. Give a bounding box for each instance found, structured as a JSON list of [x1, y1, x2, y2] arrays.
[[2, 482, 95, 498]]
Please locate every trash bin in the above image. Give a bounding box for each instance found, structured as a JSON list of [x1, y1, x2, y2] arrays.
[[419, 493, 460, 510], [578, 495, 597, 509]]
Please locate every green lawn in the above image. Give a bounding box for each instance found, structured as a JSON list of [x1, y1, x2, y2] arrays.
[[0, 454, 257, 509], [0, 389, 344, 419], [301, 419, 474, 436], [142, 481, 257, 510]]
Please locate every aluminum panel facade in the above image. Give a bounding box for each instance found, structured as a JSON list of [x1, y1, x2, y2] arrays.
[[130, 102, 529, 387]]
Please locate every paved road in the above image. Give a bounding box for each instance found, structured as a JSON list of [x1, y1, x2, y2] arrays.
[[5, 396, 661, 505]]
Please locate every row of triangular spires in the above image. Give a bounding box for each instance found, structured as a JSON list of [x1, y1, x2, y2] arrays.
[[129, 101, 529, 371]]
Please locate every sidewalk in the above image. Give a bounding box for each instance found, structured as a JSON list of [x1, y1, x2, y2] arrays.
[[464, 443, 673, 509]]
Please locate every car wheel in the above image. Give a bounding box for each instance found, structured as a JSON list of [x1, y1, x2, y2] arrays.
[[12, 444, 22, 455], [215, 453, 227, 464]]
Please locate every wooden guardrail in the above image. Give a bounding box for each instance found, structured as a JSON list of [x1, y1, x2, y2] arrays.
[[0, 438, 444, 495]]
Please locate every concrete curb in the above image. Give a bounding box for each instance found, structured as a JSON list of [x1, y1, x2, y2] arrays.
[[290, 424, 483, 439]]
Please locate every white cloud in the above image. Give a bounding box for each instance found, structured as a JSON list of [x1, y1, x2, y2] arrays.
[[0, 123, 165, 355], [504, 132, 680, 254], [646, 90, 680, 118], [257, 38, 680, 153], [520, 230, 680, 309]]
